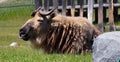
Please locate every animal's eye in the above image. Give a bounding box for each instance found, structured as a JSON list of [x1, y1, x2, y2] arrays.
[[37, 20, 43, 23]]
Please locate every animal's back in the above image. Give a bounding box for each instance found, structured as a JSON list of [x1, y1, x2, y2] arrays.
[[53, 15, 101, 36], [41, 15, 101, 54]]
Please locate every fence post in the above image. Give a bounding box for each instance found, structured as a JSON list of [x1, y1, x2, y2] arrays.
[[34, 0, 42, 9], [79, 0, 83, 17], [53, 0, 58, 13], [44, 0, 49, 11], [71, 0, 75, 16], [62, 0, 66, 15], [98, 0, 104, 32], [87, 0, 94, 24], [109, 0, 116, 31]]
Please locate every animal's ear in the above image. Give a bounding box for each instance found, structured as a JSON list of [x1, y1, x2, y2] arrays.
[[48, 12, 56, 19], [31, 11, 36, 17]]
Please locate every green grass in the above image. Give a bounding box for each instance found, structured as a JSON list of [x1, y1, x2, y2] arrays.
[[0, 47, 92, 62], [0, 6, 92, 62], [0, 0, 33, 7]]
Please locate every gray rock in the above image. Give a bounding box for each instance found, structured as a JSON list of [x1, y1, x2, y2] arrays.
[[93, 31, 120, 62]]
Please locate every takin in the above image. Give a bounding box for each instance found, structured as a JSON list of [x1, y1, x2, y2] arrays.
[[19, 7, 101, 54]]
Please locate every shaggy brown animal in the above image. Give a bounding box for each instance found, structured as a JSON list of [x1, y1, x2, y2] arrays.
[[19, 8, 101, 54]]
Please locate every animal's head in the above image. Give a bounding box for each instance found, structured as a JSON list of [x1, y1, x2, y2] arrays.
[[19, 7, 56, 41]]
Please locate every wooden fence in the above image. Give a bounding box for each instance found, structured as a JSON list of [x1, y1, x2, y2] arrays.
[[34, 0, 120, 32]]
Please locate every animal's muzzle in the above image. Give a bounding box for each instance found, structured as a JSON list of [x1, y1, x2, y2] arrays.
[[19, 28, 31, 41]]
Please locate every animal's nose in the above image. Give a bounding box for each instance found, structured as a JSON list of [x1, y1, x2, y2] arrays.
[[20, 29, 25, 34], [19, 28, 26, 37]]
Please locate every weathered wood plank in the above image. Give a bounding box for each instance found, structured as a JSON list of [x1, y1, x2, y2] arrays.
[[71, 0, 75, 16], [44, 0, 49, 11], [87, 0, 93, 24], [108, 0, 116, 31], [62, 0, 66, 15], [53, 0, 58, 13], [98, 0, 104, 32], [34, 0, 42, 9]]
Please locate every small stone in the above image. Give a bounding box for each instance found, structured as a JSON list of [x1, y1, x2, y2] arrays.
[[9, 42, 20, 47]]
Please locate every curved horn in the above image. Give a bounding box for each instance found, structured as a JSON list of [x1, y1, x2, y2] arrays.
[[31, 7, 41, 16], [39, 7, 57, 16], [35, 7, 41, 12]]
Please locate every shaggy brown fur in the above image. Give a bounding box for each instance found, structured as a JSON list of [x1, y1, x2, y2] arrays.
[[19, 10, 101, 54]]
